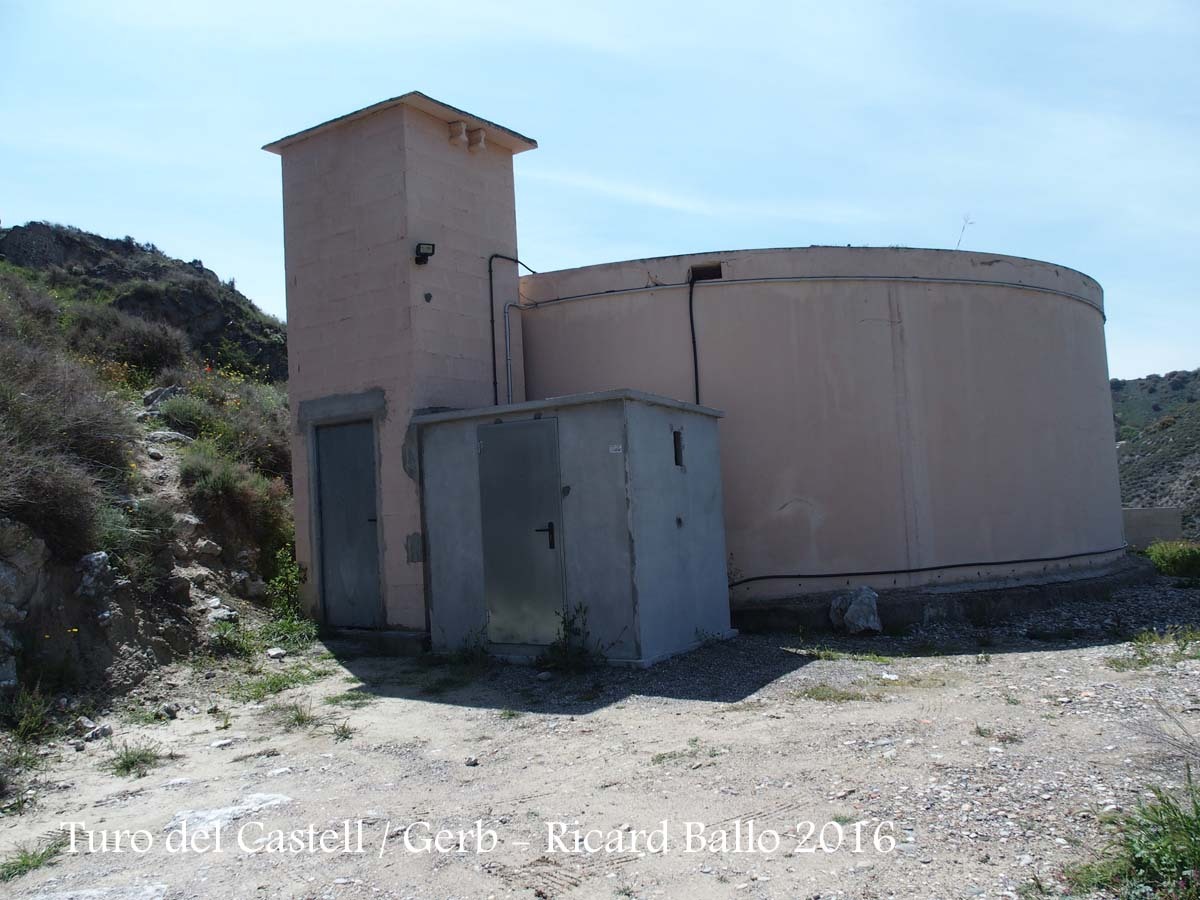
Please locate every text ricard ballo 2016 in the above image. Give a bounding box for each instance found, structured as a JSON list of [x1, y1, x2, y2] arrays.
[[61, 818, 900, 857]]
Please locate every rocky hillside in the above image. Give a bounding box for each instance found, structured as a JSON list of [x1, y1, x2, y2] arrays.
[[0, 222, 286, 381], [1113, 374, 1200, 539], [0, 233, 295, 707], [1111, 368, 1199, 440]]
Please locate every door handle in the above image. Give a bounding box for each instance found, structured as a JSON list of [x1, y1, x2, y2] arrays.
[[533, 521, 556, 549]]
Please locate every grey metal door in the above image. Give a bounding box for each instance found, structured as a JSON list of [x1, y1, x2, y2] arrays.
[[315, 421, 381, 627], [478, 419, 565, 645]]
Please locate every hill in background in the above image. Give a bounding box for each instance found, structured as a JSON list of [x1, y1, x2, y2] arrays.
[[0, 222, 286, 381], [1111, 369, 1199, 439], [1111, 370, 1200, 538]]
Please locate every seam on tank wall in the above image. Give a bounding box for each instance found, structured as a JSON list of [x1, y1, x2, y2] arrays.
[[522, 275, 1105, 320]]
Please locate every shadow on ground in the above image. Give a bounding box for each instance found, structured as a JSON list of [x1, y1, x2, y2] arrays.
[[324, 632, 818, 716], [321, 575, 1200, 716]]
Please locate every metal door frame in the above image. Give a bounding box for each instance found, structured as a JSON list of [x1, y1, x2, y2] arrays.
[[478, 417, 568, 646], [298, 389, 387, 628]]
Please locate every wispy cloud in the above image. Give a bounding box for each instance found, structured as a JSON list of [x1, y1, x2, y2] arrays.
[[524, 169, 885, 226]]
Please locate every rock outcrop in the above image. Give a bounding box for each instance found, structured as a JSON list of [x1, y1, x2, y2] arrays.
[[0, 519, 50, 691], [0, 221, 286, 379]]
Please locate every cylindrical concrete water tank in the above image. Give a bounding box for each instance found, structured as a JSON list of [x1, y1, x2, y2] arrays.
[[517, 247, 1124, 599]]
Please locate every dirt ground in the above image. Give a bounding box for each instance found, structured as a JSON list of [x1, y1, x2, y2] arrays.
[[4, 577, 1199, 900]]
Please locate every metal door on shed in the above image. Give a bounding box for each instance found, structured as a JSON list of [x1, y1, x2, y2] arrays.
[[478, 418, 565, 645], [315, 420, 381, 627]]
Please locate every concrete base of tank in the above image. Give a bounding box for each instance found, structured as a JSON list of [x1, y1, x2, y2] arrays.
[[731, 552, 1155, 635]]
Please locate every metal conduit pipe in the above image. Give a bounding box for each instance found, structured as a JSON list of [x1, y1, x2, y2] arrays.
[[726, 544, 1128, 588], [502, 300, 522, 404], [487, 253, 537, 406]]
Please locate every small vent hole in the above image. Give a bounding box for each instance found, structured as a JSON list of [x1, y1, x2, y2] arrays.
[[673, 429, 684, 468], [688, 263, 723, 282]]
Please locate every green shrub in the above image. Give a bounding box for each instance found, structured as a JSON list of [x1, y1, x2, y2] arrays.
[[96, 497, 176, 582], [0, 685, 57, 744], [257, 616, 317, 653], [222, 380, 290, 479], [209, 621, 257, 658], [1067, 774, 1200, 898], [257, 546, 315, 651], [179, 441, 292, 578], [1147, 541, 1200, 578], [0, 338, 138, 557], [157, 370, 290, 479], [0, 341, 136, 474], [0, 270, 61, 347], [536, 604, 603, 673], [63, 304, 189, 376], [0, 438, 104, 558], [157, 394, 222, 438], [266, 546, 304, 615]]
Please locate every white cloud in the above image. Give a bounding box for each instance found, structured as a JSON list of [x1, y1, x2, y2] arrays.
[[523, 168, 885, 226]]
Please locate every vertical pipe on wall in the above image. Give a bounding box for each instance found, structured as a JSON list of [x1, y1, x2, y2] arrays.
[[687, 274, 700, 405], [503, 301, 520, 404], [487, 253, 537, 406]]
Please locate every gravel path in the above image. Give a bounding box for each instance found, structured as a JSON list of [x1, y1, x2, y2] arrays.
[[3, 577, 1198, 899]]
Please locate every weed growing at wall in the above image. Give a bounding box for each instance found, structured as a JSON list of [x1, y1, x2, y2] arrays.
[[1147, 541, 1200, 578], [537, 604, 611, 673], [1066, 773, 1200, 898]]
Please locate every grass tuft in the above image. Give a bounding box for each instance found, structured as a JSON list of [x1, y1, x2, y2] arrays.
[[107, 740, 165, 778], [323, 690, 375, 709], [651, 736, 717, 765], [1107, 627, 1200, 671], [1, 685, 58, 744], [792, 684, 878, 703], [273, 700, 321, 730], [802, 646, 892, 663], [0, 834, 66, 882], [1065, 773, 1200, 898], [232, 666, 325, 703]]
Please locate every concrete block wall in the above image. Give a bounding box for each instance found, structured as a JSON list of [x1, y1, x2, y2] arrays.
[[404, 106, 523, 409], [1122, 507, 1184, 549], [268, 96, 533, 630]]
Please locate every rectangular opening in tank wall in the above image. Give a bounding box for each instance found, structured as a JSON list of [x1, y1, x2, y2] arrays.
[[688, 263, 722, 282], [673, 429, 684, 468]]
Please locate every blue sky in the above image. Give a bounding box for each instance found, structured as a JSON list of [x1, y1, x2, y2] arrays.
[[1, 1, 1196, 378]]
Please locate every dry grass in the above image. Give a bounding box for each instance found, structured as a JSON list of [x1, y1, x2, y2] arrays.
[[792, 684, 881, 703]]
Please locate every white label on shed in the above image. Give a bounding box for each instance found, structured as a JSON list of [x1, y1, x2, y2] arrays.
[[609, 444, 623, 454]]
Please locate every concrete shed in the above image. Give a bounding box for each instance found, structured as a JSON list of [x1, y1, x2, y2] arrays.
[[414, 390, 734, 665]]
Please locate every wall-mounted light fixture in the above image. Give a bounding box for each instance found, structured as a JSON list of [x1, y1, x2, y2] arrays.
[[415, 242, 436, 265]]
